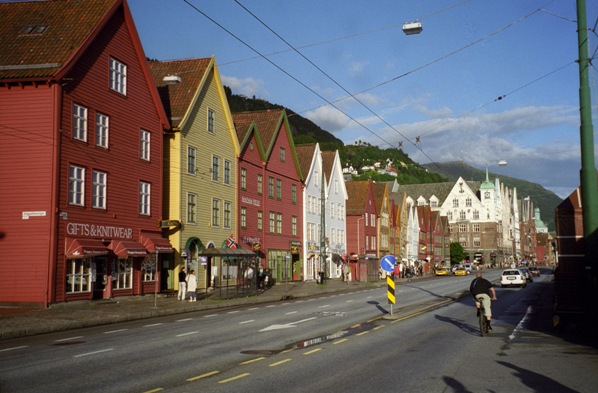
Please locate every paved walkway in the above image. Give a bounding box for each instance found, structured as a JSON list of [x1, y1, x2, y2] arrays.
[[0, 279, 385, 340]]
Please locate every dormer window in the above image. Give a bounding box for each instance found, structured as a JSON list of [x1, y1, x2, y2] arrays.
[[20, 24, 48, 35]]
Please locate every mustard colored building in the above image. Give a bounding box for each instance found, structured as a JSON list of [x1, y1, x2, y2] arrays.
[[150, 57, 239, 291]]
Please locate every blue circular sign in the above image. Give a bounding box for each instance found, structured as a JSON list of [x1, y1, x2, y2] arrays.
[[380, 255, 396, 273]]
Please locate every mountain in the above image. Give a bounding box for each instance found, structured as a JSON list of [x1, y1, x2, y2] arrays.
[[422, 161, 560, 231], [225, 90, 557, 230]]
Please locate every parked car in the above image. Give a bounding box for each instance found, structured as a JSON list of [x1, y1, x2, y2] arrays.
[[500, 269, 527, 288], [529, 266, 541, 277], [520, 267, 534, 282], [454, 267, 468, 276], [435, 267, 451, 276], [463, 263, 473, 274]]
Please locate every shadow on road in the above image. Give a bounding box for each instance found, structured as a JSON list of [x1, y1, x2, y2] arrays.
[[434, 314, 479, 336], [497, 361, 579, 393]]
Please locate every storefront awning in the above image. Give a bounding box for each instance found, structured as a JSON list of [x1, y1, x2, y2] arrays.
[[199, 248, 256, 258], [141, 234, 174, 253], [65, 238, 109, 259], [109, 240, 147, 258]]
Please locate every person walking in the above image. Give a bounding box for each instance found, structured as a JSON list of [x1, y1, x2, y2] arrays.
[[178, 266, 187, 301], [187, 269, 197, 302]]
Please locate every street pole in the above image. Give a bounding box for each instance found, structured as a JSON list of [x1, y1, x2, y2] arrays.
[[320, 163, 326, 284], [576, 0, 598, 315]]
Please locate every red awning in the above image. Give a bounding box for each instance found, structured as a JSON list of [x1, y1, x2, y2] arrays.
[[65, 238, 109, 259], [108, 240, 147, 258], [141, 234, 173, 253]]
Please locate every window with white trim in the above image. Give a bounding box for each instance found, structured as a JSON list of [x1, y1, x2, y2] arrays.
[[208, 108, 215, 133], [212, 155, 220, 181], [292, 216, 297, 236], [224, 160, 231, 185], [212, 198, 221, 227], [95, 112, 109, 148], [113, 259, 133, 289], [224, 201, 232, 228], [92, 170, 106, 209], [241, 207, 247, 229], [187, 192, 197, 223], [66, 259, 91, 293], [69, 165, 85, 206], [269, 212, 275, 233], [257, 174, 262, 195], [139, 181, 151, 215], [241, 168, 247, 190], [257, 210, 262, 231], [109, 57, 127, 95], [187, 146, 196, 174], [143, 256, 157, 282], [140, 130, 150, 161], [72, 104, 87, 141], [276, 213, 282, 234]]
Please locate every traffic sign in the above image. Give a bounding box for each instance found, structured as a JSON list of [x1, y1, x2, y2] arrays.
[[380, 255, 395, 273]]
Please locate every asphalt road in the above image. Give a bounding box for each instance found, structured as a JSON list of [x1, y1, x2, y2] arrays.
[[1, 270, 596, 393]]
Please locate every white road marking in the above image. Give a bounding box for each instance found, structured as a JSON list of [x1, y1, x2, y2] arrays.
[[260, 317, 318, 332], [74, 348, 113, 358], [55, 336, 83, 342], [240, 320, 255, 324], [103, 329, 128, 334], [318, 304, 331, 308], [176, 331, 199, 337], [203, 314, 218, 318], [0, 345, 28, 352], [176, 318, 194, 322], [143, 323, 164, 327], [228, 310, 240, 314], [285, 311, 298, 315]]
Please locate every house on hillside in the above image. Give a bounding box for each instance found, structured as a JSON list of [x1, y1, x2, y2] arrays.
[[150, 57, 247, 294], [234, 110, 304, 284], [0, 0, 171, 305]]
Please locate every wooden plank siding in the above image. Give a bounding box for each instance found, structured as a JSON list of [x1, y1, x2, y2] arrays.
[[0, 85, 56, 304], [54, 8, 164, 302]]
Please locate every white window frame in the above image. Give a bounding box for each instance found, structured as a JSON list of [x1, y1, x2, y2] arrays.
[[187, 192, 197, 224], [109, 57, 127, 95], [72, 104, 87, 141], [139, 181, 151, 215], [224, 159, 231, 185], [113, 258, 133, 289], [140, 129, 150, 161], [66, 259, 91, 293], [69, 165, 85, 206], [187, 146, 196, 174], [212, 155, 220, 181], [95, 112, 109, 148], [224, 201, 232, 228], [208, 108, 215, 133], [241, 207, 247, 229], [212, 198, 221, 227], [92, 170, 106, 209]]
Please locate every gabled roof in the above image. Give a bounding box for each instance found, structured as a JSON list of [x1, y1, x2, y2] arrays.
[[0, 0, 169, 129], [346, 180, 371, 215], [233, 109, 303, 181], [295, 144, 317, 183], [372, 182, 388, 213], [394, 180, 481, 202], [321, 150, 336, 184], [0, 0, 120, 81], [149, 58, 212, 130]]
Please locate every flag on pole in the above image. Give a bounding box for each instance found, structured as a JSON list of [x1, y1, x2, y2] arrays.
[[226, 234, 237, 249]]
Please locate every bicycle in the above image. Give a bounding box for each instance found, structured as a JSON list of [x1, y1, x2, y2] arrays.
[[476, 295, 488, 337]]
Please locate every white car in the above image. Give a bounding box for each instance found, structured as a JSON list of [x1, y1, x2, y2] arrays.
[[500, 269, 526, 288]]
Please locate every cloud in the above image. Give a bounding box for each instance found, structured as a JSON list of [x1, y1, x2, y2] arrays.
[[221, 75, 264, 98], [304, 105, 352, 132]]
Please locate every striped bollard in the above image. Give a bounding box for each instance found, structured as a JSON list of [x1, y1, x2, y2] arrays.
[[387, 275, 395, 315]]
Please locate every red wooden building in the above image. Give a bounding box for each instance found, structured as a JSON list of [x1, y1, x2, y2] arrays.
[[233, 110, 304, 284], [0, 0, 171, 306], [346, 180, 379, 281]]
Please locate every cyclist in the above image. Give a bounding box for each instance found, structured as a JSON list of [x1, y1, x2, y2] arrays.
[[470, 271, 497, 332]]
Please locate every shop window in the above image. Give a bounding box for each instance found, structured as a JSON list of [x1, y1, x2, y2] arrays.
[[66, 259, 91, 293], [113, 258, 133, 289]]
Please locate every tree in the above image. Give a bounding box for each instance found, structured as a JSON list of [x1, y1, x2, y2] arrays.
[[450, 242, 466, 266]]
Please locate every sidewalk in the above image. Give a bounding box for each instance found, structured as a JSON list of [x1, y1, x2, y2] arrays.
[[0, 279, 383, 340]]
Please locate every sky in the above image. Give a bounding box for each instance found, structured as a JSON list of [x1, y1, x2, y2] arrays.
[[128, 0, 598, 199]]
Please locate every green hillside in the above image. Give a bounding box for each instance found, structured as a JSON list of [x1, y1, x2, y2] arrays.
[[226, 90, 557, 230]]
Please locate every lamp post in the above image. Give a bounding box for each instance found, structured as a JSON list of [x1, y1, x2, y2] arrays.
[[576, 0, 598, 312]]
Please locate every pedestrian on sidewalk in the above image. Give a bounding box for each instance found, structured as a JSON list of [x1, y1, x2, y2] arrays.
[[178, 266, 187, 301], [187, 270, 197, 302]]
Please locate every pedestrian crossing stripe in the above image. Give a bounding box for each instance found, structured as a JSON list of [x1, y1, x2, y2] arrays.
[[387, 276, 395, 304]]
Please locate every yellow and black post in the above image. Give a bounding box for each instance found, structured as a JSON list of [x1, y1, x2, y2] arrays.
[[387, 275, 395, 315]]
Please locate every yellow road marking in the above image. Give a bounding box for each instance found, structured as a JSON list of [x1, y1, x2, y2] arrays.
[[303, 348, 322, 355], [373, 325, 385, 330], [142, 389, 164, 393], [333, 338, 348, 345], [218, 373, 250, 384], [356, 330, 369, 336], [187, 370, 220, 382], [240, 357, 265, 365], [269, 359, 292, 367]]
